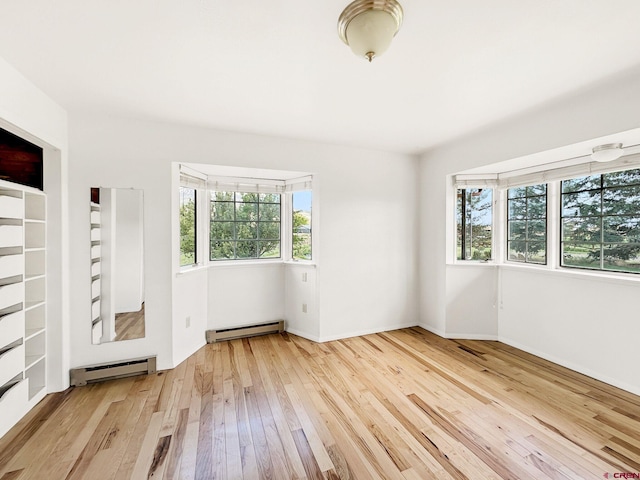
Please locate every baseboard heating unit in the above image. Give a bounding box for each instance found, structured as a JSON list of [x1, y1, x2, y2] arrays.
[[206, 320, 284, 343], [70, 356, 157, 387]]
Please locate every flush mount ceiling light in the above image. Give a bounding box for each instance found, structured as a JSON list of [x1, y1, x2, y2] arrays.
[[338, 0, 403, 62], [591, 143, 624, 162]]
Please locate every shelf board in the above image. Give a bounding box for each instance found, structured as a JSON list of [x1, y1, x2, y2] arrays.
[[25, 301, 45, 311], [24, 219, 45, 224], [25, 328, 45, 341], [25, 354, 45, 370], [24, 247, 45, 253], [25, 273, 45, 282]]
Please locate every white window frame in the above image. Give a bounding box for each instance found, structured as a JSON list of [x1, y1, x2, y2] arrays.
[[450, 153, 640, 280], [177, 165, 315, 270]]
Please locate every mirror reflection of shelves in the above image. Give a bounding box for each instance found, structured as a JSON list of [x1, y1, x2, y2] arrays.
[[90, 202, 102, 344]]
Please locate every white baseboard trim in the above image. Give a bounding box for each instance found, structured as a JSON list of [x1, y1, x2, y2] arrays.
[[284, 327, 320, 343], [317, 323, 419, 343], [499, 336, 640, 397], [444, 333, 499, 341], [418, 323, 446, 337], [421, 326, 640, 396], [418, 323, 498, 341]]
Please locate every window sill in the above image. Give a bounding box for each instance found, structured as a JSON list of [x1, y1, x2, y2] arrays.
[[207, 259, 284, 269], [283, 260, 316, 268], [449, 260, 496, 267], [500, 262, 640, 286], [448, 261, 640, 285], [176, 264, 208, 276]]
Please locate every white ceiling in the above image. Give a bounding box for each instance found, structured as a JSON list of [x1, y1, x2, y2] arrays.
[[2, 0, 640, 154]]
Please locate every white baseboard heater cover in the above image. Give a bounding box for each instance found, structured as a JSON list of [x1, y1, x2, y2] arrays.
[[206, 320, 284, 343], [70, 356, 157, 387]]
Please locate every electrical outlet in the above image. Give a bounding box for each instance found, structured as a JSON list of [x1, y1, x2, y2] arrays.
[[186, 316, 191, 328], [302, 303, 307, 313], [302, 272, 307, 282]]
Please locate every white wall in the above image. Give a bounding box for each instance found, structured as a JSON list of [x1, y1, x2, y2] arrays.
[[70, 113, 419, 370], [208, 264, 285, 329], [445, 265, 498, 339], [499, 267, 640, 394], [420, 65, 640, 394], [285, 264, 319, 340], [0, 57, 69, 393]]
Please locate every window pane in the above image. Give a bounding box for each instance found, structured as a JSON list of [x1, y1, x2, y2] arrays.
[[293, 190, 312, 261], [526, 242, 546, 264], [209, 191, 282, 261], [526, 184, 547, 196], [561, 168, 640, 274], [562, 243, 600, 268], [562, 190, 601, 217], [457, 189, 492, 260], [211, 201, 234, 221], [507, 184, 547, 265], [602, 244, 640, 273], [603, 216, 640, 243], [259, 203, 281, 221], [508, 187, 527, 199], [456, 191, 463, 259], [179, 187, 196, 266], [527, 220, 546, 240], [508, 198, 527, 220], [236, 192, 259, 203], [259, 193, 281, 203], [236, 202, 258, 221], [562, 217, 601, 243], [258, 221, 280, 240], [508, 220, 526, 241], [562, 175, 601, 193], [236, 241, 257, 258], [508, 241, 527, 262], [210, 221, 234, 240], [211, 191, 234, 201], [603, 185, 640, 215], [258, 241, 280, 258], [603, 168, 640, 188], [210, 240, 234, 260], [527, 195, 547, 218], [236, 222, 257, 240]]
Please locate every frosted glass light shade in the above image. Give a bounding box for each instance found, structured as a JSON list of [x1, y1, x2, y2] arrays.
[[346, 10, 397, 60], [338, 0, 403, 62], [591, 143, 624, 162]]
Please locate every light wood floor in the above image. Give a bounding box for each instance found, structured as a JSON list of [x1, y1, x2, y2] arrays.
[[114, 303, 145, 341], [1, 328, 639, 479]]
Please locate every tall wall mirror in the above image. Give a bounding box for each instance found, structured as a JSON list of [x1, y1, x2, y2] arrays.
[[90, 188, 145, 344]]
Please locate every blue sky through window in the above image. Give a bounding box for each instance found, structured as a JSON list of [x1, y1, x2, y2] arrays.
[[293, 190, 312, 212]]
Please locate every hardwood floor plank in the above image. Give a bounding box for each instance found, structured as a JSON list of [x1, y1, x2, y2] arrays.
[[163, 408, 189, 479], [130, 410, 164, 479], [291, 428, 324, 480], [194, 369, 214, 478], [1, 328, 640, 479]]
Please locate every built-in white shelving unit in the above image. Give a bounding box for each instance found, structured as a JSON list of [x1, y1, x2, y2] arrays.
[[0, 181, 46, 438]]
